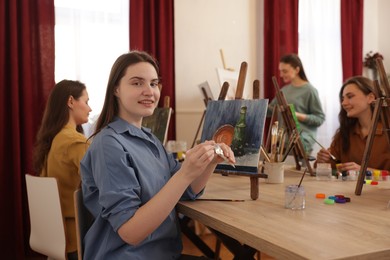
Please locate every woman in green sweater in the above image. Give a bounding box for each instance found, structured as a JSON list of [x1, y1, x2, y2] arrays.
[[268, 53, 325, 155]]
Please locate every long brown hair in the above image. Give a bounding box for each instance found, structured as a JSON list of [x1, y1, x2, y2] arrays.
[[91, 51, 160, 138], [33, 80, 87, 174], [333, 76, 375, 152], [280, 53, 308, 81]]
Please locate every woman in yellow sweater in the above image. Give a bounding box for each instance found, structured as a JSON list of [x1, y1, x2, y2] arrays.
[[33, 79, 92, 260]]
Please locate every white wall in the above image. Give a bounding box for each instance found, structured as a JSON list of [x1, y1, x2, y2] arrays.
[[174, 0, 260, 147], [377, 0, 390, 71], [363, 0, 390, 77]]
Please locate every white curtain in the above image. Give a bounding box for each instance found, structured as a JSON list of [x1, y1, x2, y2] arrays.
[[54, 0, 129, 133], [298, 0, 342, 155]]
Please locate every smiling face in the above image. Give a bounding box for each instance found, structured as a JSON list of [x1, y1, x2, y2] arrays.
[[114, 62, 160, 127], [279, 62, 299, 83], [341, 83, 375, 119]]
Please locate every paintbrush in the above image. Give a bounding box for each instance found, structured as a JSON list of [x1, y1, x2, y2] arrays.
[[260, 145, 271, 162], [286, 168, 308, 208], [278, 128, 286, 162], [197, 198, 245, 202], [308, 134, 339, 162], [298, 168, 308, 188], [270, 121, 279, 162]]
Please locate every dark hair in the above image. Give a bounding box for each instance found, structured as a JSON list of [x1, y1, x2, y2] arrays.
[[33, 80, 87, 174], [91, 50, 160, 138], [280, 53, 308, 81], [333, 76, 375, 152]]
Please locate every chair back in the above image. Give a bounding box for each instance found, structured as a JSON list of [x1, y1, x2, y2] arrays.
[[25, 174, 66, 260], [74, 189, 94, 260]]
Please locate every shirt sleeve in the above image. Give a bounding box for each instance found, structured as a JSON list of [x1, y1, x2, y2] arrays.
[[267, 97, 277, 117], [68, 140, 90, 176], [302, 88, 325, 127], [167, 155, 201, 201], [89, 135, 142, 232]]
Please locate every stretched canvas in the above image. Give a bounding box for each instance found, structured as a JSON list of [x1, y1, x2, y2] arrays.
[[201, 99, 268, 174], [142, 107, 172, 145], [216, 68, 238, 100], [198, 81, 214, 101]]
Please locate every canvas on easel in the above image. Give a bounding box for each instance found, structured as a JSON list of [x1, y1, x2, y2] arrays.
[[269, 76, 314, 176], [216, 68, 238, 100], [142, 96, 172, 146], [200, 61, 267, 200], [198, 81, 214, 101], [200, 99, 268, 174]]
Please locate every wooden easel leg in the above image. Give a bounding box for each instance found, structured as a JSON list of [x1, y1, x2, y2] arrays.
[[191, 110, 206, 148], [250, 177, 259, 200], [355, 98, 383, 195]]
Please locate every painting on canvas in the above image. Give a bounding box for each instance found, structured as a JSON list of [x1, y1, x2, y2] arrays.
[[201, 99, 268, 174], [142, 107, 172, 145]]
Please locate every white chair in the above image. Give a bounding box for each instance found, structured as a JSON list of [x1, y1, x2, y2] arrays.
[[25, 174, 67, 260], [73, 189, 94, 260]]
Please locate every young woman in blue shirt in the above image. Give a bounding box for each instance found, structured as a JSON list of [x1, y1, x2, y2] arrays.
[[80, 51, 235, 259]]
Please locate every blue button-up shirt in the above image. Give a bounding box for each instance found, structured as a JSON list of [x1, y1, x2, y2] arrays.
[[81, 117, 199, 260]]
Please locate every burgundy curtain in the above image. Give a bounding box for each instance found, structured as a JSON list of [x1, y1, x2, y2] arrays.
[[130, 0, 176, 140], [0, 0, 55, 258], [263, 0, 299, 141], [263, 0, 299, 99], [341, 0, 364, 81]]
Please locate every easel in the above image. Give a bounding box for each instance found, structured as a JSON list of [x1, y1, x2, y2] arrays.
[[207, 61, 263, 259], [191, 82, 229, 148], [212, 61, 267, 200], [355, 58, 390, 195], [142, 96, 172, 146], [269, 76, 314, 176]]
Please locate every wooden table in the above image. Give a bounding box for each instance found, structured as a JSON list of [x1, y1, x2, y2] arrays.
[[177, 168, 390, 259]]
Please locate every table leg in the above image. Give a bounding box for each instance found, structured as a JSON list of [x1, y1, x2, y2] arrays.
[[211, 229, 258, 260], [180, 216, 216, 258]]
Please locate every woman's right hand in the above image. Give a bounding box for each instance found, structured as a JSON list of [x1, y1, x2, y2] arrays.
[[179, 141, 217, 181], [316, 148, 332, 163]]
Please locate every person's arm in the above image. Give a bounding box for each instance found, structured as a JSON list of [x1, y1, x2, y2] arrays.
[[267, 97, 277, 117], [189, 142, 234, 193], [118, 141, 233, 245], [300, 89, 325, 126], [315, 137, 341, 168], [316, 148, 332, 164], [336, 162, 384, 173], [68, 138, 90, 176]]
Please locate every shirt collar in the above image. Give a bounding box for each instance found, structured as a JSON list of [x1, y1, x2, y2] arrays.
[[108, 117, 153, 140], [353, 122, 384, 137]]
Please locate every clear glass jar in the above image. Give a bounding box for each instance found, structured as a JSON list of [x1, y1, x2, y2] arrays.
[[285, 185, 305, 210], [316, 163, 331, 181]]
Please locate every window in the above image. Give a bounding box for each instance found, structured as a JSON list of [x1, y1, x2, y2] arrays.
[[54, 0, 129, 132], [299, 0, 342, 153]]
